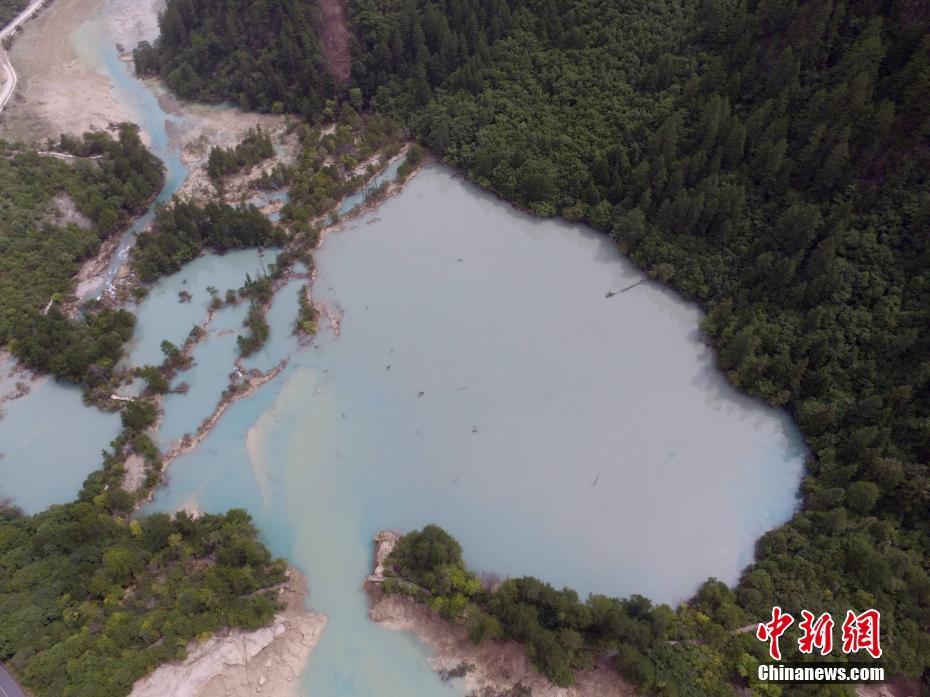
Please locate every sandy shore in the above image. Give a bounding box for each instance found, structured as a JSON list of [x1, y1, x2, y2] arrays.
[[130, 568, 326, 697], [366, 532, 639, 697]]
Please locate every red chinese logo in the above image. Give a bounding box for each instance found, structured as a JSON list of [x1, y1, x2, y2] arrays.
[[755, 608, 882, 659], [757, 606, 794, 660], [798, 610, 834, 656], [841, 609, 882, 659]]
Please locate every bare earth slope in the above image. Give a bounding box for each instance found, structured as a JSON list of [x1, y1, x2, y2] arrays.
[[318, 0, 350, 83]]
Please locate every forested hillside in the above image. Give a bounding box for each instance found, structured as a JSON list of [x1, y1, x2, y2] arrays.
[[0, 503, 285, 697], [0, 126, 163, 383], [137, 0, 930, 692], [133, 0, 333, 117]]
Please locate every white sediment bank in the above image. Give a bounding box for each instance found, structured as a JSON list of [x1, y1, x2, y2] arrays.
[[366, 532, 639, 697], [130, 569, 326, 697]]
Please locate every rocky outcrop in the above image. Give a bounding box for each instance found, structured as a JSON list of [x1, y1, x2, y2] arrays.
[[367, 529, 399, 583], [121, 453, 146, 493], [130, 569, 326, 697]]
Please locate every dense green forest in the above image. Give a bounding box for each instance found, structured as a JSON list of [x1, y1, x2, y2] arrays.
[[282, 107, 404, 229], [128, 0, 930, 692], [133, 0, 333, 116], [0, 502, 285, 697], [131, 198, 286, 282], [0, 126, 163, 383]]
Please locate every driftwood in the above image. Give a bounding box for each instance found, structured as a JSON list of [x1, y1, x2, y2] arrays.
[[606, 279, 646, 298]]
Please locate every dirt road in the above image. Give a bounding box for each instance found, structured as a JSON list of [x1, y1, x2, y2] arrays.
[[0, 0, 49, 112]]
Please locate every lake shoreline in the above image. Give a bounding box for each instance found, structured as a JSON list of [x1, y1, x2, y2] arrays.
[[365, 532, 640, 697], [129, 567, 326, 697], [133, 149, 419, 500]]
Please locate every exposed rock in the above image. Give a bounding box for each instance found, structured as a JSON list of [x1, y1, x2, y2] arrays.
[[368, 529, 399, 582], [366, 532, 638, 697], [318, 0, 351, 83], [121, 453, 146, 493], [48, 192, 92, 229], [130, 569, 326, 697]]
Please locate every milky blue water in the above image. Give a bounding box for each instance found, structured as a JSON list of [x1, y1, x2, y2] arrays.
[[147, 166, 807, 696], [71, 16, 187, 299], [155, 299, 249, 448], [125, 248, 274, 368], [2, 3, 809, 693], [0, 2, 185, 512], [338, 156, 405, 216], [153, 262, 304, 448], [0, 369, 120, 512]]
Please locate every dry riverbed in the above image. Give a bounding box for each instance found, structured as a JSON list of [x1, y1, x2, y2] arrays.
[[152, 83, 300, 206], [1, 0, 133, 140]]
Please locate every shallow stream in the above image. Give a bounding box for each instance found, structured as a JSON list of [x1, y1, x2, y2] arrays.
[[147, 168, 807, 695]]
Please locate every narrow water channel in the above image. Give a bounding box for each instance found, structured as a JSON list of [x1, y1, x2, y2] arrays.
[[71, 12, 187, 299], [0, 0, 184, 510]]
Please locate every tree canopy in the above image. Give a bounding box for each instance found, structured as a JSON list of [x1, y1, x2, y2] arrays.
[[0, 502, 285, 697], [0, 126, 163, 384]]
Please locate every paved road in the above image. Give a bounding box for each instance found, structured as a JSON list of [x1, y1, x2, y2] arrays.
[[0, 0, 49, 113], [0, 664, 26, 697]]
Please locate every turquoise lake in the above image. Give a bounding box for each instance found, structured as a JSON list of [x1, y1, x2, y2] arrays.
[[146, 167, 807, 695], [0, 1, 809, 693]]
